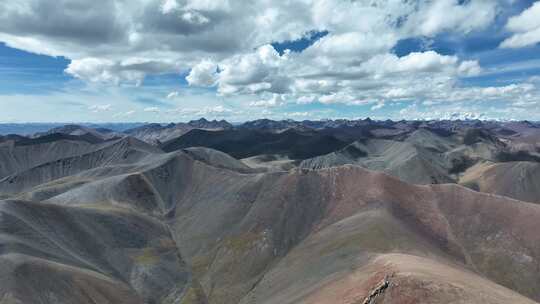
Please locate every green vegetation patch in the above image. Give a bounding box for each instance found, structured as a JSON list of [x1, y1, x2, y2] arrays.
[[223, 232, 263, 252], [179, 284, 207, 304], [133, 247, 160, 265], [191, 253, 214, 276]]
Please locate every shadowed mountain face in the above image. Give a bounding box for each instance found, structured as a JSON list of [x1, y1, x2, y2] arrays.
[[32, 124, 120, 140], [161, 128, 350, 159], [1, 119, 540, 303]]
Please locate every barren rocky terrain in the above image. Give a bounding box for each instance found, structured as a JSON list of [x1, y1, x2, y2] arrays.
[[1, 118, 540, 303]]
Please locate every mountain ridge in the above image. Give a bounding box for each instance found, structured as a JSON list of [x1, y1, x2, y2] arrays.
[[1, 119, 540, 303]]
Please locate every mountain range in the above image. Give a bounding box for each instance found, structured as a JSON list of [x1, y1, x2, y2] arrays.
[[1, 118, 540, 303]]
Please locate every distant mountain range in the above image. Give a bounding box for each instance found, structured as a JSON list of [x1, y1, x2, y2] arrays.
[[2, 117, 538, 139], [0, 122, 145, 135]]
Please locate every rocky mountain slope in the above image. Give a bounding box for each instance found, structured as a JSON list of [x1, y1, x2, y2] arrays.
[[124, 118, 233, 144], [1, 119, 540, 303], [460, 161, 540, 204]]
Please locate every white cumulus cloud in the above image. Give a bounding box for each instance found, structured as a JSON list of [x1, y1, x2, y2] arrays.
[[500, 1, 540, 48], [167, 91, 179, 99], [3, 0, 538, 121], [88, 104, 112, 113], [144, 107, 161, 113], [186, 59, 218, 86]]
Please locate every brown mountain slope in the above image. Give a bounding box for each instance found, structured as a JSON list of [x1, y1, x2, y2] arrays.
[[299, 253, 536, 304], [7, 149, 537, 303], [460, 161, 540, 204]]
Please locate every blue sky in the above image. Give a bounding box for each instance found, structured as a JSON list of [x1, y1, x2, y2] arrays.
[[1, 0, 540, 122]]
